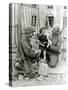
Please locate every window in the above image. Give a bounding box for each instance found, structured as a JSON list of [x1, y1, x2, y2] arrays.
[[31, 15, 36, 26], [48, 5, 53, 9], [63, 17, 67, 27], [64, 6, 67, 9], [32, 4, 37, 8], [48, 16, 54, 27]]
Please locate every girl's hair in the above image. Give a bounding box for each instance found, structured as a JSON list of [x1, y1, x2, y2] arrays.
[[39, 27, 46, 33]]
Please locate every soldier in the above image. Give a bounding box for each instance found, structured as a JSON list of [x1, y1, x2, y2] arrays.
[[15, 26, 40, 80], [46, 26, 62, 68]]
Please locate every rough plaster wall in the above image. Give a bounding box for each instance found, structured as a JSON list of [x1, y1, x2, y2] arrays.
[[38, 5, 47, 28]]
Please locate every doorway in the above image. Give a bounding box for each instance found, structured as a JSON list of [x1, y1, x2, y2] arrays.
[[48, 16, 54, 27]]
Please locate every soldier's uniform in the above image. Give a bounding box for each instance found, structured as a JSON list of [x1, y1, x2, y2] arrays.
[[46, 26, 62, 68], [14, 26, 39, 80]]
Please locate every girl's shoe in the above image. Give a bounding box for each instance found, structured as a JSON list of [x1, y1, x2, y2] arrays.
[[37, 75, 44, 81], [24, 77, 30, 80]]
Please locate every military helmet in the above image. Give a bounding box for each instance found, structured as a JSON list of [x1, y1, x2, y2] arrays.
[[52, 26, 60, 34], [23, 26, 35, 34]]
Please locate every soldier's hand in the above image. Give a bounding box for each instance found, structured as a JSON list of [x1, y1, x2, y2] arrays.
[[35, 49, 41, 54], [15, 57, 21, 62], [47, 39, 52, 48], [48, 39, 52, 45], [36, 50, 41, 58]]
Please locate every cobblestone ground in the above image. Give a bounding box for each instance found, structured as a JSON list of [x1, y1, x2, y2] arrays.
[[12, 73, 67, 87], [12, 47, 67, 87], [12, 56, 67, 87], [12, 59, 67, 86]]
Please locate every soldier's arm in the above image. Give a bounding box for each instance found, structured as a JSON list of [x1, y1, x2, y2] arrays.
[[49, 44, 60, 52], [49, 36, 62, 52], [21, 39, 36, 58]]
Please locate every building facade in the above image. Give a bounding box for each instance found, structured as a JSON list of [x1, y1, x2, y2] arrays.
[[9, 3, 67, 79]]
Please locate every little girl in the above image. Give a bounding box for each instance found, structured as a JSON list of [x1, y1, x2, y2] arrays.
[[37, 28, 49, 81]]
